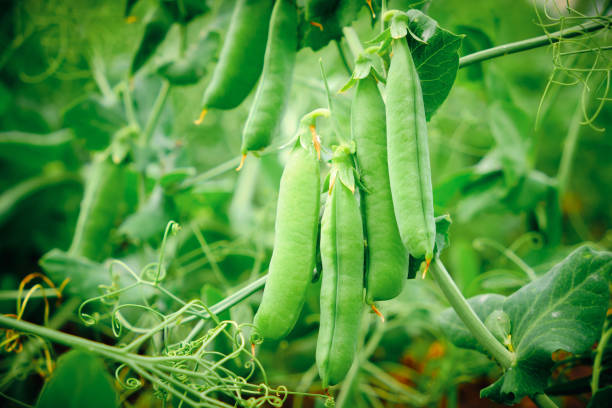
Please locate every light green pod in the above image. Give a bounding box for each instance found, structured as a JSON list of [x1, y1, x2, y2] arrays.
[[386, 39, 435, 261], [68, 156, 125, 262], [200, 0, 273, 110], [253, 144, 320, 340], [352, 75, 408, 303], [316, 152, 364, 388], [240, 0, 297, 154]]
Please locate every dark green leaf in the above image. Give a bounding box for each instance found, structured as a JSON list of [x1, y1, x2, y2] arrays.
[[299, 0, 377, 51], [37, 350, 118, 408], [130, 6, 173, 74], [407, 25, 463, 120], [438, 293, 506, 352], [455, 25, 493, 81], [482, 246, 611, 404], [39, 249, 110, 298], [588, 385, 612, 408], [157, 31, 221, 86], [63, 96, 127, 151]]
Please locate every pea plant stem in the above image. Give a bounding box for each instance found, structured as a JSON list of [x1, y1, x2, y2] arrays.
[[432, 258, 560, 408], [141, 79, 171, 146], [459, 18, 610, 68], [591, 322, 612, 393], [430, 258, 514, 368]]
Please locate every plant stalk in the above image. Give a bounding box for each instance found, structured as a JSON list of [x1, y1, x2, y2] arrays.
[[430, 258, 514, 368], [459, 19, 610, 68]]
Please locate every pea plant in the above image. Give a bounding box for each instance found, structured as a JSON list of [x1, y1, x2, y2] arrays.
[[0, 0, 611, 407]]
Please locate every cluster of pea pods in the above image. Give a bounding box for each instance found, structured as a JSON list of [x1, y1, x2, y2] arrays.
[[197, 0, 436, 388]]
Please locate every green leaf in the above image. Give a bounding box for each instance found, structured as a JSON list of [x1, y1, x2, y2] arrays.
[[156, 31, 221, 86], [488, 101, 531, 186], [37, 350, 118, 408], [63, 96, 127, 151], [119, 187, 177, 242], [484, 310, 511, 346], [130, 6, 174, 74], [407, 24, 463, 120], [299, 0, 377, 51], [39, 249, 110, 298], [438, 293, 506, 352], [588, 385, 612, 408], [482, 246, 611, 404], [455, 25, 493, 81]]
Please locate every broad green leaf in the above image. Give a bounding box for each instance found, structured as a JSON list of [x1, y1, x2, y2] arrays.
[[37, 350, 118, 408], [438, 293, 506, 352], [482, 246, 611, 404], [408, 25, 463, 120], [39, 249, 110, 298]]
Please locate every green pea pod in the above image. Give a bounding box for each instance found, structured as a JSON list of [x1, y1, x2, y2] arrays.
[[386, 38, 435, 261], [316, 146, 364, 388], [199, 0, 273, 112], [240, 0, 297, 155], [68, 156, 126, 262], [252, 130, 320, 340], [352, 75, 408, 303]]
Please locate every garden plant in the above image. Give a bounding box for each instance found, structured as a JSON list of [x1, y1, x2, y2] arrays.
[[0, 0, 611, 407]]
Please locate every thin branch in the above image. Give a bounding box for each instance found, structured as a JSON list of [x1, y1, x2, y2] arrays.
[[459, 18, 610, 68]]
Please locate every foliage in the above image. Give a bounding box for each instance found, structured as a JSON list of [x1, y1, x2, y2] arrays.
[[0, 0, 611, 407]]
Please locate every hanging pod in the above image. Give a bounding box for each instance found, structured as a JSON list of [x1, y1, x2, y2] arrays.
[[68, 155, 126, 262], [199, 0, 274, 112], [385, 38, 436, 261], [352, 75, 408, 303], [252, 109, 328, 341], [316, 145, 365, 388], [240, 0, 297, 157]]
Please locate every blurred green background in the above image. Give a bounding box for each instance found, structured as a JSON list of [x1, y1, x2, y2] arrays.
[[0, 0, 610, 407]]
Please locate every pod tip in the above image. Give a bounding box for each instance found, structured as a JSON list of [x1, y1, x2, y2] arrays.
[[236, 154, 247, 171], [371, 304, 385, 323], [194, 108, 207, 125]]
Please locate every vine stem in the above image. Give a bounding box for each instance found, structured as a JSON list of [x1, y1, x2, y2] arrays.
[[459, 18, 610, 68], [431, 258, 560, 408], [591, 322, 612, 393], [141, 79, 171, 146], [430, 258, 514, 368]]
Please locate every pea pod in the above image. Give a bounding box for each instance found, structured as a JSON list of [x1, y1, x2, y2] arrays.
[[68, 155, 126, 262], [199, 0, 273, 111], [240, 0, 297, 156], [316, 146, 364, 388], [252, 109, 327, 340], [385, 38, 435, 261], [352, 75, 408, 303]]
